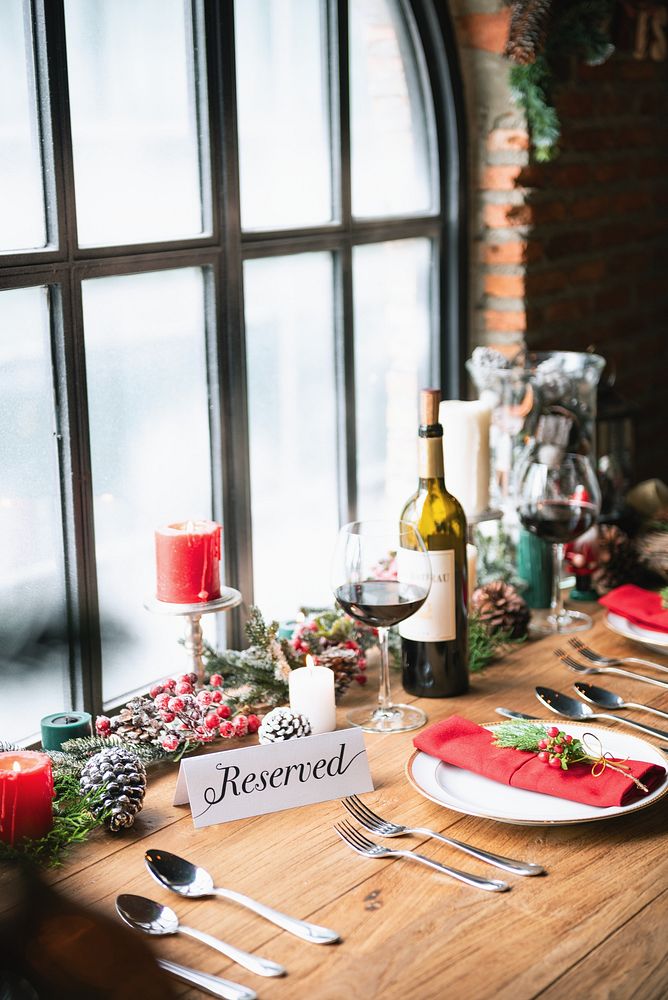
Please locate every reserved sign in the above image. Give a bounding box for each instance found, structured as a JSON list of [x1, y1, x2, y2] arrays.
[[174, 727, 374, 828]]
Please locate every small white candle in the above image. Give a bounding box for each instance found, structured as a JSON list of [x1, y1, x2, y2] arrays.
[[466, 543, 478, 604], [439, 400, 492, 516], [288, 654, 336, 735]]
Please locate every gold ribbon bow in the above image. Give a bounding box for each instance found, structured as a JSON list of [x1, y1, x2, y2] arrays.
[[582, 733, 649, 794]]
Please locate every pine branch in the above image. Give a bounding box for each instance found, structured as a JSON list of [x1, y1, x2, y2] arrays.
[[492, 721, 549, 749], [468, 612, 524, 673]]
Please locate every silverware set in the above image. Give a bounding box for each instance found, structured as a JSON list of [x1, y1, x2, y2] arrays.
[[116, 849, 340, 998], [334, 795, 544, 892], [554, 639, 668, 691]]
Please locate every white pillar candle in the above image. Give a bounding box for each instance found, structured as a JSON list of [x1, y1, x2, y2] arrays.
[[466, 543, 478, 604], [439, 400, 492, 517], [288, 654, 337, 735]]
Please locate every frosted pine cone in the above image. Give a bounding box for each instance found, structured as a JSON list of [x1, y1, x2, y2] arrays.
[[80, 747, 147, 832], [314, 646, 361, 699], [258, 708, 312, 744], [471, 581, 530, 638], [594, 524, 641, 594]]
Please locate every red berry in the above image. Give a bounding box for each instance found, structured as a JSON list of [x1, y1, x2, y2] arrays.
[[355, 674, 368, 685], [176, 681, 193, 695], [154, 692, 171, 710], [204, 713, 220, 730], [187, 672, 198, 684], [161, 734, 179, 752], [233, 715, 248, 737], [217, 704, 231, 719], [547, 726, 560, 738], [538, 739, 548, 750], [95, 715, 111, 735], [209, 673, 223, 687], [538, 751, 549, 763], [163, 678, 177, 692], [210, 690, 223, 703], [247, 714, 261, 733], [168, 696, 185, 713], [160, 711, 176, 723], [219, 721, 235, 739], [552, 745, 562, 755], [196, 690, 212, 707], [149, 684, 164, 699], [177, 673, 191, 685], [564, 734, 573, 744], [549, 756, 562, 768]]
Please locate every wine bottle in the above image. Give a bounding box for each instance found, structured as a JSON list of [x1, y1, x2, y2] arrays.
[[399, 389, 468, 697]]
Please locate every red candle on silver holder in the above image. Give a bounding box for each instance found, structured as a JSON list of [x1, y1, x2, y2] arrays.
[[0, 751, 55, 846], [155, 520, 222, 604]]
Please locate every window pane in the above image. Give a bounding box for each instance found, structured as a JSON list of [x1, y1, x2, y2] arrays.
[[0, 1, 47, 252], [236, 0, 333, 231], [350, 0, 437, 218], [82, 269, 214, 705], [65, 0, 207, 247], [354, 238, 434, 519], [0, 287, 69, 742], [245, 254, 338, 618]]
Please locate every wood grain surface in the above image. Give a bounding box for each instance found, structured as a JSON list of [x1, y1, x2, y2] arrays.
[[3, 606, 668, 999]]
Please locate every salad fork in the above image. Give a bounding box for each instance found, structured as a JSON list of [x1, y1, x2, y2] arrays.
[[568, 637, 668, 675], [342, 795, 544, 876], [554, 648, 668, 692], [333, 821, 510, 892]]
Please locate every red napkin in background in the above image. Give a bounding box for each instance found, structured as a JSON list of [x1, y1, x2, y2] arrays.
[[413, 716, 666, 808], [599, 584, 668, 633]]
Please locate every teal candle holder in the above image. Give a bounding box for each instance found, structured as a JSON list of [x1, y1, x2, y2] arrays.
[[516, 528, 553, 609], [41, 712, 92, 751]]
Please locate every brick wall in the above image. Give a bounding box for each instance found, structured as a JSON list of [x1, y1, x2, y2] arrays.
[[451, 1, 668, 482]]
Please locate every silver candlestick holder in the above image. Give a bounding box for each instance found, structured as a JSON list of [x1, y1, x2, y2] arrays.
[[144, 588, 243, 685]]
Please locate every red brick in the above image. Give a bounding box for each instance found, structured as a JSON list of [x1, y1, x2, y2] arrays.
[[481, 240, 544, 265], [595, 286, 632, 312], [569, 259, 607, 284], [457, 10, 510, 54], [483, 203, 532, 228], [609, 190, 651, 215], [569, 128, 618, 152], [556, 91, 596, 117], [590, 223, 637, 249], [480, 165, 523, 191], [619, 60, 662, 81], [487, 129, 529, 153], [484, 309, 526, 332], [546, 231, 593, 259], [635, 158, 668, 179], [544, 299, 588, 324], [530, 201, 569, 225], [608, 250, 652, 275], [526, 269, 568, 295], [589, 161, 632, 184], [484, 274, 525, 298], [617, 126, 654, 148], [571, 196, 613, 221]]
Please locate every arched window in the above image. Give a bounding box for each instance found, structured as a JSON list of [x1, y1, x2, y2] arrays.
[[0, 0, 466, 741]]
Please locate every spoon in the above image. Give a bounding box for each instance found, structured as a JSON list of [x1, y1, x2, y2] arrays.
[[116, 894, 285, 978], [157, 959, 256, 1000], [145, 849, 340, 944], [573, 682, 668, 722], [535, 687, 668, 741]]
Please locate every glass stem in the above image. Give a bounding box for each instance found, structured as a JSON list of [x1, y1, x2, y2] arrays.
[[551, 543, 565, 623], [377, 626, 391, 711]]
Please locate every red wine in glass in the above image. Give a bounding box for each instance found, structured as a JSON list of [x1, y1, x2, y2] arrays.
[[519, 499, 598, 546], [334, 581, 428, 629]]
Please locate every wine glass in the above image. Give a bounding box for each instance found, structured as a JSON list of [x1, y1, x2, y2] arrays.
[[332, 520, 431, 733], [517, 448, 601, 634]]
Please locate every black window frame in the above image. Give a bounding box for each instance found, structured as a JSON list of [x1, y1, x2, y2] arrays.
[[0, 0, 467, 727]]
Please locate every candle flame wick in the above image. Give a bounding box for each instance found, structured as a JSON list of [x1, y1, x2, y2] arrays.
[[12, 762, 21, 772], [305, 654, 315, 670]]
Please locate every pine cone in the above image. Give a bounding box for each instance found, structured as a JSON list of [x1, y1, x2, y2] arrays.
[[593, 524, 640, 594], [636, 529, 668, 583], [107, 701, 163, 747], [80, 748, 147, 833], [471, 581, 531, 638], [315, 646, 360, 699], [504, 0, 553, 65], [258, 708, 312, 744]]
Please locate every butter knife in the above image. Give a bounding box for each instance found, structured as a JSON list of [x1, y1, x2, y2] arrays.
[[494, 708, 538, 721]]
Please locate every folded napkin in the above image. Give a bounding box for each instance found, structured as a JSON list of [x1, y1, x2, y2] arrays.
[[599, 584, 668, 634], [414, 716, 666, 808]]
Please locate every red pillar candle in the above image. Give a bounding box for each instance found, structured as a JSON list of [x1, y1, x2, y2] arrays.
[[155, 520, 222, 604], [0, 752, 55, 846]]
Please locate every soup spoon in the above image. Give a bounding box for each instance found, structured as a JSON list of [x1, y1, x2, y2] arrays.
[[573, 682, 668, 722], [534, 687, 668, 741], [116, 894, 285, 977], [145, 849, 340, 944]]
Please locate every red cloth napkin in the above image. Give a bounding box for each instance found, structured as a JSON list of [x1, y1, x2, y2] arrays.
[[599, 584, 668, 634], [413, 716, 666, 808]]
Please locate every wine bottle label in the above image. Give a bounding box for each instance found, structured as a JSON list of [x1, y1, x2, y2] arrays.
[[397, 548, 456, 642]]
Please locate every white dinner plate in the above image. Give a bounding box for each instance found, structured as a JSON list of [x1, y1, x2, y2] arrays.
[[406, 721, 668, 826], [604, 611, 668, 654]]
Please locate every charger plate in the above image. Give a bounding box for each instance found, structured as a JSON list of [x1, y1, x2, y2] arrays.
[[604, 611, 668, 655], [406, 720, 668, 826]]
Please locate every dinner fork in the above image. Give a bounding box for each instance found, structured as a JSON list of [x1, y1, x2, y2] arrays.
[[333, 821, 510, 892], [569, 637, 668, 675], [554, 648, 668, 692], [342, 795, 544, 876]]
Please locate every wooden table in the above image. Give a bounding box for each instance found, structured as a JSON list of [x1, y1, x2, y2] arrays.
[[5, 607, 668, 999]]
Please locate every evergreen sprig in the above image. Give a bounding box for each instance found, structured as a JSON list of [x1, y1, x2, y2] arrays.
[[469, 612, 524, 673], [0, 774, 108, 868]]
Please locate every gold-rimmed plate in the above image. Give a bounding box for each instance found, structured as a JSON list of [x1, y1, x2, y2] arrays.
[[406, 721, 668, 826]]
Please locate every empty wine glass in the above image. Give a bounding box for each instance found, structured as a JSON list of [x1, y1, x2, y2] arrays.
[[517, 448, 601, 634], [332, 520, 431, 733]]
